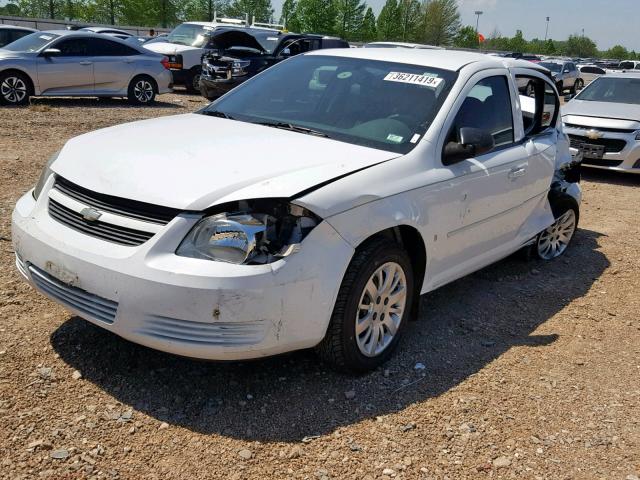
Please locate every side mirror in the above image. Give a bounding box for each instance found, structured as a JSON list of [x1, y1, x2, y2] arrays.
[[279, 47, 291, 57], [42, 48, 61, 57], [563, 69, 570, 73], [443, 127, 495, 165]]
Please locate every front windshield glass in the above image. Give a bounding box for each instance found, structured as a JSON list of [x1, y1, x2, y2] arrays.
[[575, 77, 640, 104], [3, 32, 59, 52], [202, 55, 457, 154], [539, 62, 562, 73], [166, 24, 212, 47]]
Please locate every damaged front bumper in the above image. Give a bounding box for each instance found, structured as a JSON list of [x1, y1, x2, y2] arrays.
[[12, 189, 353, 360]]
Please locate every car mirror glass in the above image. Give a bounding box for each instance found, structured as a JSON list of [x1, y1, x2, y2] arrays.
[[443, 127, 495, 165]]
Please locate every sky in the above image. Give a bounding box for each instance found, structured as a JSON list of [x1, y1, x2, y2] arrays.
[[269, 0, 640, 51]]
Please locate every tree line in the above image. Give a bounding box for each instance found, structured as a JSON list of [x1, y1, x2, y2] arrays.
[[1, 0, 637, 59]]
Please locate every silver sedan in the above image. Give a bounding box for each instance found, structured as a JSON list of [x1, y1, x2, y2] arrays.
[[0, 30, 172, 106]]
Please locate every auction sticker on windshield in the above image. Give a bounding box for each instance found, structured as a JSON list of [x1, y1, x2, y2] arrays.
[[384, 72, 444, 88]]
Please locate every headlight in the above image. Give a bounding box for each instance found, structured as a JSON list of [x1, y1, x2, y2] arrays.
[[33, 150, 59, 200], [231, 60, 250, 77], [176, 200, 319, 264], [635, 131, 640, 140]]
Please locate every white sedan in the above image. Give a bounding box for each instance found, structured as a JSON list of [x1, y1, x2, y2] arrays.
[[12, 49, 581, 371]]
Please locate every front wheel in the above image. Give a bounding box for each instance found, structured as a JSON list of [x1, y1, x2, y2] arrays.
[[316, 237, 414, 372], [576, 78, 584, 90], [186, 67, 202, 93], [127, 76, 156, 105], [0, 71, 31, 106], [534, 197, 579, 260]]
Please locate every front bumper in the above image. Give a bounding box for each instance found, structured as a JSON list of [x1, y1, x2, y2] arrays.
[[11, 183, 353, 360], [565, 126, 640, 174], [199, 74, 245, 99]]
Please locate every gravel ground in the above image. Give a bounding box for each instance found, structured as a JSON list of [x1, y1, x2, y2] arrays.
[[1, 93, 639, 480]]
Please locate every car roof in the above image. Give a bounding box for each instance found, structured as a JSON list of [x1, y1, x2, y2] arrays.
[[81, 27, 131, 34], [366, 41, 443, 49], [306, 47, 524, 71], [1, 25, 37, 32]]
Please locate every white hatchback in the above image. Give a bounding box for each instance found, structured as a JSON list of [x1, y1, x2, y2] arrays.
[[13, 49, 581, 371]]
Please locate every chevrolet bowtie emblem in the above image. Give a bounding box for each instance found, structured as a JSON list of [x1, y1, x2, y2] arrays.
[[586, 129, 602, 140], [80, 207, 102, 222]]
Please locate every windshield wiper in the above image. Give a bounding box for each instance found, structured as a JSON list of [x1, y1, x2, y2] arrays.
[[253, 121, 330, 138], [201, 110, 235, 120]]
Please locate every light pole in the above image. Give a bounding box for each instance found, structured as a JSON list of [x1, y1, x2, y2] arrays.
[[544, 16, 550, 41], [474, 10, 483, 34]]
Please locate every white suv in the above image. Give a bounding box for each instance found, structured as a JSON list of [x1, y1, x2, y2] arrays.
[[13, 49, 581, 371]]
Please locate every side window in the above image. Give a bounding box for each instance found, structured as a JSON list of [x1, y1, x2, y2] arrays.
[[516, 75, 559, 136], [55, 38, 90, 56], [88, 38, 140, 56], [449, 75, 514, 149], [635, 64, 640, 70]]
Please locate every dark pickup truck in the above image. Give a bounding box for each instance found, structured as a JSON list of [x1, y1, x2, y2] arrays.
[[199, 28, 349, 100]]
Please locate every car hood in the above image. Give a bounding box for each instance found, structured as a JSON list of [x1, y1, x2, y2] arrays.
[[209, 30, 266, 52], [562, 99, 640, 126], [143, 42, 200, 55], [52, 114, 399, 211]]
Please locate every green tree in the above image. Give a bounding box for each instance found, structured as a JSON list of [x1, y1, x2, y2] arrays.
[[227, 0, 273, 23], [358, 6, 376, 42], [606, 44, 629, 60], [293, 0, 337, 34], [335, 0, 366, 40], [397, 0, 420, 41], [0, 2, 21, 14], [508, 29, 528, 53], [279, 0, 296, 27], [564, 34, 597, 58], [376, 0, 400, 40], [418, 0, 460, 46], [181, 0, 230, 22], [453, 25, 478, 49]]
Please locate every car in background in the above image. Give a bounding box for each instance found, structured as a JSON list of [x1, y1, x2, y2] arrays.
[[538, 60, 582, 93], [618, 60, 640, 72], [563, 73, 640, 174], [144, 19, 282, 92], [577, 64, 606, 86], [0, 30, 171, 105], [0, 25, 37, 48], [363, 41, 443, 50], [503, 52, 541, 62], [80, 27, 134, 40], [199, 29, 348, 99], [13, 49, 580, 371]]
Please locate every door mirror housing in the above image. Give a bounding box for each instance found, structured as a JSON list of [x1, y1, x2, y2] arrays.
[[41, 48, 61, 57], [443, 127, 495, 165], [563, 68, 570, 73], [279, 47, 291, 58]]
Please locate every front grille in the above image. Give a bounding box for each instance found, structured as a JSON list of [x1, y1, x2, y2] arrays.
[[568, 135, 627, 153], [53, 177, 179, 225], [136, 315, 268, 346], [48, 199, 155, 246], [581, 158, 624, 167], [28, 264, 118, 325], [564, 123, 636, 134]]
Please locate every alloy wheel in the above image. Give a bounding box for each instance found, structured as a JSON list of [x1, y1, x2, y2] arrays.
[[133, 80, 154, 103], [537, 209, 576, 260], [1, 76, 27, 104], [355, 262, 407, 357]]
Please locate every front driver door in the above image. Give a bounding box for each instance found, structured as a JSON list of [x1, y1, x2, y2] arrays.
[[36, 37, 94, 94]]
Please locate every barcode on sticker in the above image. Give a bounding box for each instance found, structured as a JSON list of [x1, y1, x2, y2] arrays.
[[384, 72, 444, 88]]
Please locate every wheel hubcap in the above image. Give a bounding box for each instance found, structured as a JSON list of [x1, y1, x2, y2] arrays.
[[1, 76, 27, 103], [134, 80, 154, 102], [193, 74, 201, 90], [355, 262, 407, 357], [537, 210, 576, 260]]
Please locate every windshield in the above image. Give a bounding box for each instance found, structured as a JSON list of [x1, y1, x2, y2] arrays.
[[539, 62, 562, 73], [575, 76, 640, 104], [202, 55, 457, 154], [3, 32, 59, 52], [166, 24, 212, 47]]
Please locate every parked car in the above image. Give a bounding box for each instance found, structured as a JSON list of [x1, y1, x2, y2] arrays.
[[199, 28, 349, 99], [538, 60, 582, 93], [363, 41, 443, 50], [0, 30, 172, 105], [563, 73, 640, 174], [0, 25, 37, 48], [577, 64, 606, 86], [144, 19, 282, 92], [12, 49, 580, 371], [618, 60, 640, 72], [503, 52, 541, 62], [80, 27, 134, 40]]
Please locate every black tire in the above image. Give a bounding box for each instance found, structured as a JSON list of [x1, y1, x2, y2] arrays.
[[316, 237, 414, 372], [0, 70, 32, 106], [569, 80, 579, 95], [532, 195, 579, 261], [186, 67, 202, 93], [127, 75, 156, 105], [576, 78, 584, 90], [525, 81, 535, 97], [556, 81, 564, 94]]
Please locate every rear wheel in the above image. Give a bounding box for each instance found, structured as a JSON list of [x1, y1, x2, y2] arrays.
[[533, 196, 579, 260], [186, 67, 202, 93], [576, 78, 584, 90], [316, 237, 414, 372], [127, 76, 156, 105], [0, 71, 31, 106]]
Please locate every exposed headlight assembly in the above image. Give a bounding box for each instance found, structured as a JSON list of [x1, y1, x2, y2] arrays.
[[33, 150, 60, 200], [176, 200, 320, 265]]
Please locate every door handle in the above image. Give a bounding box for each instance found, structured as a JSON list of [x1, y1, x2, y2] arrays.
[[79, 61, 92, 65], [508, 167, 527, 179]]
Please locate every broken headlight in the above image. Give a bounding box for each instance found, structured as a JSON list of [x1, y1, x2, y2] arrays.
[[33, 150, 59, 200], [176, 201, 319, 264]]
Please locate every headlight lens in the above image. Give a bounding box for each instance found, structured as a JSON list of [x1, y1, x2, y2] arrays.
[[176, 201, 319, 264], [33, 150, 60, 200]]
